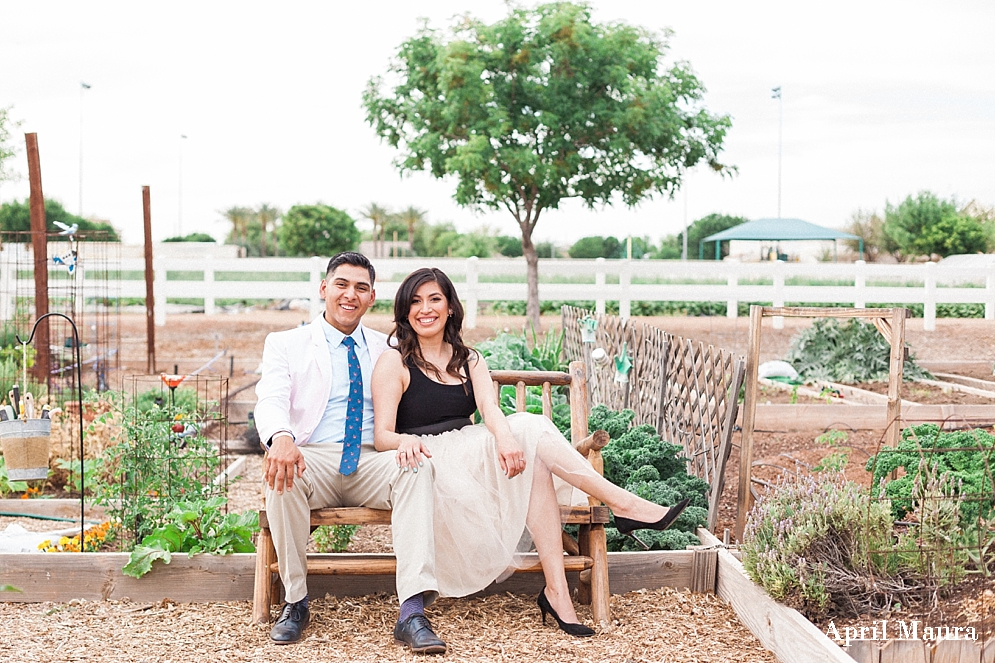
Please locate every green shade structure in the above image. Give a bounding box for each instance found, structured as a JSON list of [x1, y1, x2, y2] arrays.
[[700, 218, 862, 260]]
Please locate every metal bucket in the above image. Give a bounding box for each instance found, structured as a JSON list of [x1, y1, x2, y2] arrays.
[[0, 418, 51, 481]]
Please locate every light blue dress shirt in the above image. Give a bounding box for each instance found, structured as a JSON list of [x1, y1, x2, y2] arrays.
[[309, 317, 375, 446]]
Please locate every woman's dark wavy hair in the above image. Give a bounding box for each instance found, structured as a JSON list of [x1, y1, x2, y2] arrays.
[[390, 267, 471, 384]]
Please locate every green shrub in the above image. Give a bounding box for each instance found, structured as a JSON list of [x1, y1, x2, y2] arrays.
[[313, 525, 360, 552], [786, 318, 931, 383], [742, 473, 964, 619]]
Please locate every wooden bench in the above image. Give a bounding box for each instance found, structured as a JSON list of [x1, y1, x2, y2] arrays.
[[252, 360, 612, 627]]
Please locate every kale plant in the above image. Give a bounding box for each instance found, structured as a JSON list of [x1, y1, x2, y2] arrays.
[[590, 404, 707, 551], [786, 318, 931, 383], [866, 424, 995, 527]]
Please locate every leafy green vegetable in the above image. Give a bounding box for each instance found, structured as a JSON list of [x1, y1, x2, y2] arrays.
[[866, 424, 995, 526], [786, 318, 931, 383], [0, 456, 29, 496], [589, 404, 708, 551], [122, 497, 258, 578]]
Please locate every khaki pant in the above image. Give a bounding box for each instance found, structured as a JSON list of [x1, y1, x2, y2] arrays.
[[265, 443, 438, 604]]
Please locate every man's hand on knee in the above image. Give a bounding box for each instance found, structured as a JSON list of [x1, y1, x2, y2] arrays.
[[265, 434, 306, 494]]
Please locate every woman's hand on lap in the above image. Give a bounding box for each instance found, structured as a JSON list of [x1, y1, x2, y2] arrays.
[[496, 435, 526, 478], [396, 434, 432, 472]]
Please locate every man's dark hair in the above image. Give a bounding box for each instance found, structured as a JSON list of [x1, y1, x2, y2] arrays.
[[326, 252, 375, 284]]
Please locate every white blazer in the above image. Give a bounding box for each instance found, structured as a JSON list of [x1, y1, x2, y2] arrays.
[[254, 317, 390, 447]]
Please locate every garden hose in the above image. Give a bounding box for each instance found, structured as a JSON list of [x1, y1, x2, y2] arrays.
[[0, 511, 101, 524]]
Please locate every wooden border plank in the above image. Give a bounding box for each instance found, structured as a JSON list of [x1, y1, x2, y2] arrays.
[[0, 550, 697, 603], [0, 553, 256, 602], [697, 529, 853, 663], [752, 404, 995, 430]]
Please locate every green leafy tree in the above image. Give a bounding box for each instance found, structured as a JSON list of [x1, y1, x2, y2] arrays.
[[842, 209, 891, 262], [0, 199, 119, 240], [412, 220, 457, 256], [680, 213, 746, 260], [451, 230, 497, 257], [884, 191, 991, 260], [496, 235, 523, 257], [569, 236, 621, 259], [278, 204, 360, 257], [163, 232, 215, 243], [364, 2, 732, 326]]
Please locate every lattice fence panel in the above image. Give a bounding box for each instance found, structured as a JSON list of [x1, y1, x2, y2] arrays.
[[563, 306, 745, 529]]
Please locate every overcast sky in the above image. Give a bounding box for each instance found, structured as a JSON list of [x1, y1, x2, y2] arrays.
[[2, 0, 993, 245]]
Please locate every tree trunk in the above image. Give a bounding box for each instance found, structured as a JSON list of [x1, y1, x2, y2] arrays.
[[521, 228, 540, 329], [260, 222, 267, 257]]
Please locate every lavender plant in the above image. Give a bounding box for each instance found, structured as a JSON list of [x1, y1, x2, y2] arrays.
[[742, 472, 965, 620]]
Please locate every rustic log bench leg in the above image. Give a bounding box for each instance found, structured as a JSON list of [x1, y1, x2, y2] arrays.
[[576, 524, 592, 605], [588, 523, 610, 629], [252, 525, 276, 625]]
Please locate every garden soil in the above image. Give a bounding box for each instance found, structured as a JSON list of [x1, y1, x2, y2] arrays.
[[6, 312, 992, 658]]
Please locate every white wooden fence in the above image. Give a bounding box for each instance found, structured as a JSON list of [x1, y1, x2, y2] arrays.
[[3, 250, 994, 331]]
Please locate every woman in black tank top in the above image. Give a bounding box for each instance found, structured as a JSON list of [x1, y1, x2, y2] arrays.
[[372, 268, 688, 636]]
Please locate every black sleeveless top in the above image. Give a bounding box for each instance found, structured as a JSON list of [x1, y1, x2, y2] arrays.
[[396, 356, 476, 435]]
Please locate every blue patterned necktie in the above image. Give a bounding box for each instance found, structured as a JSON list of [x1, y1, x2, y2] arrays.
[[339, 336, 363, 476]]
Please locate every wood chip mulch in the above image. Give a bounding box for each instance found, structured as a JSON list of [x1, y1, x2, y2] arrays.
[[0, 588, 777, 663]]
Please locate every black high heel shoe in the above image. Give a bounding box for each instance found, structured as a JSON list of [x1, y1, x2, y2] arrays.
[[613, 498, 691, 550], [537, 587, 595, 637]]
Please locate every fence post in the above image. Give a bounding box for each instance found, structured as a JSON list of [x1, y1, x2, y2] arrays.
[[923, 261, 937, 331], [619, 259, 631, 319], [772, 260, 785, 329], [986, 265, 995, 320], [726, 267, 738, 319], [203, 258, 216, 315], [594, 257, 606, 315], [853, 259, 866, 309], [309, 256, 324, 320], [154, 254, 167, 326], [465, 256, 478, 329]]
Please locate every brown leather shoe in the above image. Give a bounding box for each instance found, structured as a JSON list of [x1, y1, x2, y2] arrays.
[[393, 613, 447, 654]]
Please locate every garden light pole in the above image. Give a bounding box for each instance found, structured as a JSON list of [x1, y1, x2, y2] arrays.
[[177, 134, 187, 237], [78, 82, 90, 217], [771, 85, 782, 219]]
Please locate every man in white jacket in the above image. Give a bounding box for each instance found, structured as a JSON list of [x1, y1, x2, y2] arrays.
[[255, 252, 444, 653]]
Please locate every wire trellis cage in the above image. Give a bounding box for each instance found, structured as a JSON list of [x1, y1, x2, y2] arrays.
[[110, 374, 229, 546]]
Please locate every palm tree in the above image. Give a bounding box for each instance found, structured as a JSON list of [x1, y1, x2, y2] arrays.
[[222, 206, 254, 249], [256, 204, 281, 257], [397, 206, 425, 255], [361, 203, 390, 257]]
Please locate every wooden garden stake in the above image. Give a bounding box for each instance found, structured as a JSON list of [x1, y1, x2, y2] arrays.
[[735, 305, 763, 542], [26, 133, 50, 384]]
